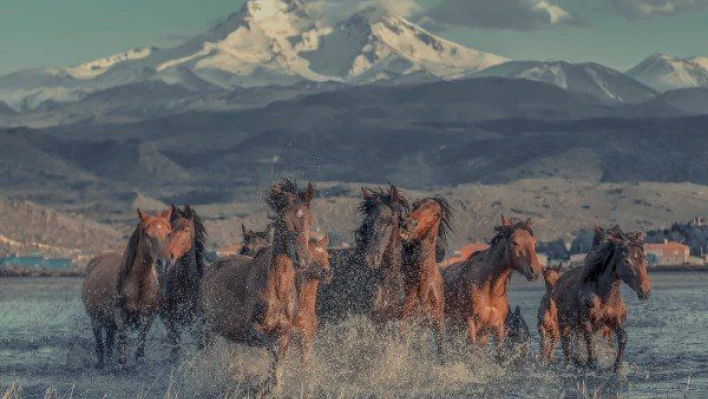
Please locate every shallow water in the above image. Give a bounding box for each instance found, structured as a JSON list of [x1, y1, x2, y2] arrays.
[[0, 273, 706, 398]]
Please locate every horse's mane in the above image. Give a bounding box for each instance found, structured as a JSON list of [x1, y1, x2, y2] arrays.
[[432, 196, 454, 262], [117, 224, 141, 292], [581, 226, 643, 283], [172, 205, 209, 277], [354, 186, 410, 248], [490, 218, 535, 247], [265, 178, 303, 213]]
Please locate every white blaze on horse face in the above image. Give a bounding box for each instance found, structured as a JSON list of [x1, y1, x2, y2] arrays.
[[297, 209, 304, 219], [315, 246, 325, 254]]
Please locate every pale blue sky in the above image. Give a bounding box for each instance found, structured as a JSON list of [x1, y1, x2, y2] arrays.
[[0, 0, 706, 75]]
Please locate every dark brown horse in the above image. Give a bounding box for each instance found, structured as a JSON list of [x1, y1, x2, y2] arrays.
[[82, 208, 175, 368], [294, 232, 333, 364], [317, 186, 410, 324], [443, 216, 541, 358], [399, 196, 453, 362], [552, 226, 651, 372], [202, 180, 315, 393], [161, 205, 208, 361], [240, 223, 272, 257]]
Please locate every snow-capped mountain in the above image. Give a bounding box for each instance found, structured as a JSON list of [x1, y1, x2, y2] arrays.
[[472, 60, 657, 103], [627, 53, 708, 92], [0, 0, 507, 111]]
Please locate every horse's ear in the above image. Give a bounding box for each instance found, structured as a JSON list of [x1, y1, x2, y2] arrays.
[[515, 305, 521, 316], [161, 207, 173, 221], [183, 205, 193, 218], [317, 234, 328, 248], [264, 224, 272, 235], [501, 215, 511, 226], [525, 218, 533, 229], [301, 183, 314, 207], [361, 187, 374, 200], [390, 185, 400, 203], [137, 207, 149, 222], [242, 223, 249, 237], [556, 262, 564, 272]]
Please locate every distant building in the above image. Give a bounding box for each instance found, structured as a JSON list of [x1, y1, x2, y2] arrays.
[[644, 240, 690, 266]]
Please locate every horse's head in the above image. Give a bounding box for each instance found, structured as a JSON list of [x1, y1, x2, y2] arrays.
[[136, 207, 173, 284], [400, 196, 453, 262], [163, 205, 196, 270], [496, 215, 542, 281], [542, 261, 563, 291], [306, 231, 333, 284], [609, 228, 651, 301], [240, 223, 272, 257], [357, 185, 409, 269], [266, 180, 314, 271]]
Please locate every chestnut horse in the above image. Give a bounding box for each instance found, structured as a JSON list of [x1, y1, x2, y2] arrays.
[[552, 226, 651, 372], [202, 180, 315, 393], [443, 216, 541, 358], [82, 208, 175, 368], [161, 205, 208, 361], [537, 261, 564, 365], [240, 223, 272, 257], [399, 196, 453, 362], [317, 186, 409, 324], [294, 232, 333, 364]]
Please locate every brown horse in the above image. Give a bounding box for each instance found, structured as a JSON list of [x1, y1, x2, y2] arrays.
[[552, 226, 651, 372], [82, 208, 175, 368], [537, 261, 564, 365], [161, 205, 208, 361], [202, 180, 315, 393], [294, 232, 333, 364], [443, 216, 541, 358], [399, 196, 453, 362], [240, 223, 272, 257], [317, 186, 409, 324]]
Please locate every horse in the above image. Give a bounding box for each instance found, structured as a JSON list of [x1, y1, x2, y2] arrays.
[[202, 180, 316, 393], [537, 261, 564, 365], [552, 226, 651, 372], [442, 216, 542, 358], [317, 185, 409, 324], [240, 223, 272, 257], [293, 232, 333, 364], [82, 208, 176, 369], [398, 196, 453, 362], [160, 204, 208, 361]]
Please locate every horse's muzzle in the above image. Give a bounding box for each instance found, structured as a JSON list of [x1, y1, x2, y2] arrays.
[[525, 265, 540, 281], [637, 287, 651, 301]]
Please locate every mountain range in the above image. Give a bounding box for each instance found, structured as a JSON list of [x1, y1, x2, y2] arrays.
[[1, 0, 707, 128]]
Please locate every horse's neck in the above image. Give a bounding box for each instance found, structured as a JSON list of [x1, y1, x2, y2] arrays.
[[480, 240, 514, 295], [380, 236, 403, 277], [596, 260, 621, 300], [404, 232, 438, 275]]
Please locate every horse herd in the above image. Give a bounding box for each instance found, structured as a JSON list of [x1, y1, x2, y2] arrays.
[[80, 180, 652, 394]]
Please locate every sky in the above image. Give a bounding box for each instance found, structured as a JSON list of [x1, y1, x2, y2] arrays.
[[1, 0, 707, 75]]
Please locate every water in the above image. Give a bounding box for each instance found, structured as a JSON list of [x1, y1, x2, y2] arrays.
[[0, 273, 706, 398]]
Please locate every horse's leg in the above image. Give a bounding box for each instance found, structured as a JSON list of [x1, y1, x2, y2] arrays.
[[91, 320, 105, 369], [135, 317, 154, 364], [560, 326, 572, 366], [466, 317, 478, 346], [613, 326, 627, 372], [492, 324, 506, 363], [262, 333, 291, 396], [163, 315, 181, 362], [398, 291, 418, 340], [105, 324, 116, 367], [432, 315, 446, 365], [582, 323, 596, 368], [539, 325, 550, 366], [117, 323, 129, 367]]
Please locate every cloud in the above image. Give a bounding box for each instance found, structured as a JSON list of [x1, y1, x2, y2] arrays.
[[427, 0, 582, 31], [304, 0, 423, 24], [608, 0, 708, 19]]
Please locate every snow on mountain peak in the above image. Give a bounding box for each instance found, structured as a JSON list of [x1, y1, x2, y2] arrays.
[[628, 53, 708, 92], [67, 47, 156, 79]]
